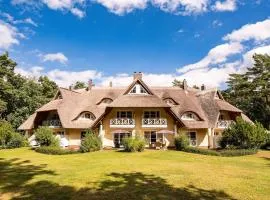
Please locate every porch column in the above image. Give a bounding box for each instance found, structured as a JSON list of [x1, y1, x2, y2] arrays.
[[98, 122, 105, 148], [132, 129, 136, 138], [174, 124, 177, 136], [207, 128, 214, 149]]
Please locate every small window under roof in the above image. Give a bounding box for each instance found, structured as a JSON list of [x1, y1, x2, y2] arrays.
[[181, 112, 199, 121], [97, 98, 113, 105], [79, 112, 96, 120], [163, 98, 178, 106], [128, 84, 149, 95]]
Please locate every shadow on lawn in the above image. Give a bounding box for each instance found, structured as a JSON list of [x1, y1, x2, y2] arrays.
[[0, 158, 237, 200]]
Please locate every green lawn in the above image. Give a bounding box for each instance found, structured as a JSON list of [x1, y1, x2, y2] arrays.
[[0, 148, 269, 200]]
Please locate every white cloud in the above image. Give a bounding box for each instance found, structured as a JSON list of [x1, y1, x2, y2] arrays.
[[47, 69, 102, 86], [15, 66, 44, 78], [0, 21, 23, 49], [94, 0, 148, 15], [42, 52, 68, 64], [212, 19, 223, 27], [178, 42, 243, 73], [70, 7, 85, 18], [152, 0, 209, 15], [13, 18, 38, 27], [212, 0, 237, 12], [223, 19, 270, 43]]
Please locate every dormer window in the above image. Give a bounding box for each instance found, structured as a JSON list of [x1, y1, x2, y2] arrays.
[[181, 112, 199, 121], [79, 112, 96, 120], [97, 98, 113, 105], [129, 84, 148, 95], [163, 98, 177, 106]]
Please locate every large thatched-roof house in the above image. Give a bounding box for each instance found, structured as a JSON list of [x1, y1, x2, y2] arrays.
[[19, 72, 251, 149]]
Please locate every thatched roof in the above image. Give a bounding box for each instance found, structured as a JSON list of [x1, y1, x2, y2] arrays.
[[19, 78, 246, 130]]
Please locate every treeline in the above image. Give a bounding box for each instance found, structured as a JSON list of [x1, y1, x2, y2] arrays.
[[0, 53, 58, 128], [222, 54, 270, 130]]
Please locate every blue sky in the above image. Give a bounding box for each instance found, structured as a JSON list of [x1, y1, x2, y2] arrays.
[[0, 0, 270, 88]]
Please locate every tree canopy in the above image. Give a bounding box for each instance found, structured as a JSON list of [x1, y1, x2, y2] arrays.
[[0, 53, 58, 128], [222, 54, 270, 129]]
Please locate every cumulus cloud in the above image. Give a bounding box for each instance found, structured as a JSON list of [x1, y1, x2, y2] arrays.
[[0, 21, 24, 49], [223, 19, 270, 43], [15, 66, 44, 78], [212, 0, 237, 12], [178, 42, 243, 73], [42, 52, 68, 64]]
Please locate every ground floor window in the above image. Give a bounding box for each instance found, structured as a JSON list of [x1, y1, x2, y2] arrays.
[[56, 131, 65, 138], [144, 131, 164, 145], [114, 133, 131, 148], [187, 131, 197, 146]]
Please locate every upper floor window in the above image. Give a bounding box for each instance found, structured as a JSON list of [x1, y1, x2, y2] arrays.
[[117, 111, 133, 119], [143, 111, 160, 118], [163, 98, 177, 106], [129, 84, 148, 95], [79, 112, 96, 120], [181, 112, 199, 121]]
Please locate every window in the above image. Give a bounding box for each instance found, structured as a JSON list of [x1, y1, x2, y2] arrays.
[[98, 98, 113, 104], [117, 111, 133, 119], [56, 131, 65, 138], [81, 131, 86, 140], [163, 98, 177, 106], [80, 112, 96, 120], [186, 132, 197, 146], [181, 112, 199, 121], [143, 111, 160, 118], [129, 84, 149, 95], [144, 131, 157, 144], [219, 114, 224, 120], [114, 133, 131, 147]]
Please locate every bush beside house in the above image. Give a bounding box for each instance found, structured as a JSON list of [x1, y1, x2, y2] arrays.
[[80, 130, 102, 153], [122, 136, 146, 152], [219, 117, 268, 149], [0, 120, 27, 149]]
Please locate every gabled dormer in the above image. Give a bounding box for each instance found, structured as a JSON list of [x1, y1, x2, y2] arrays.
[[124, 72, 153, 95]]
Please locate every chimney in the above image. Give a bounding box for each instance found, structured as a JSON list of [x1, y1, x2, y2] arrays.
[[201, 84, 206, 91], [133, 71, 143, 80], [109, 81, 113, 87], [183, 79, 188, 90], [87, 79, 95, 91]]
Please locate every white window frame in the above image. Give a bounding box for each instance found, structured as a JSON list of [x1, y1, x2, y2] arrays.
[[181, 112, 199, 121], [80, 112, 95, 120], [116, 111, 133, 119], [143, 111, 160, 119], [129, 84, 148, 95]]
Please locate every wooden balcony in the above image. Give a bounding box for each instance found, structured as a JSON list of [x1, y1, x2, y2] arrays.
[[42, 119, 62, 128], [110, 118, 135, 128], [217, 120, 234, 129], [142, 118, 167, 128]]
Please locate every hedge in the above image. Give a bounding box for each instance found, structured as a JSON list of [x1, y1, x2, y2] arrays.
[[183, 147, 257, 157], [35, 146, 79, 155]]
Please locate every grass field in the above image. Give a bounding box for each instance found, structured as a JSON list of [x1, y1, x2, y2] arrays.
[[0, 148, 269, 200]]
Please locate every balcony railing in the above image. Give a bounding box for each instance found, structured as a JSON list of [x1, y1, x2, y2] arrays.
[[42, 119, 62, 128], [142, 118, 167, 128], [217, 120, 234, 128], [110, 118, 135, 128]]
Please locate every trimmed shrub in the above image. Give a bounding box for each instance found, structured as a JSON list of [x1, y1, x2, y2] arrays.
[[183, 147, 257, 157], [0, 120, 26, 149], [122, 136, 146, 152], [174, 135, 189, 151], [80, 130, 102, 153], [0, 120, 14, 148], [35, 127, 57, 147], [35, 146, 79, 155], [219, 117, 268, 149], [7, 132, 27, 148]]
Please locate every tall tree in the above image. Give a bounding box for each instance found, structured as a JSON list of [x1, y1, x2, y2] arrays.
[[73, 81, 87, 89], [0, 53, 58, 128], [223, 54, 270, 129]]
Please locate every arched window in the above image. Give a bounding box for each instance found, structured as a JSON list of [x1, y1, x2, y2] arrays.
[[181, 112, 199, 121], [79, 112, 96, 120], [163, 98, 177, 106]]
